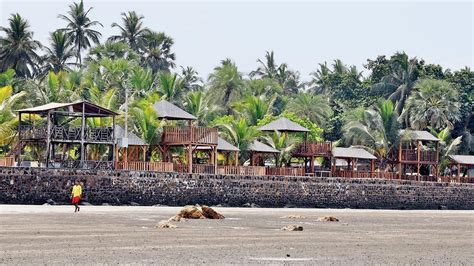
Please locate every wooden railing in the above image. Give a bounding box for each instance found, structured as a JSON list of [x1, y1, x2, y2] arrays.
[[399, 149, 437, 162], [293, 141, 332, 156], [161, 126, 218, 145], [193, 164, 216, 174], [334, 170, 397, 179], [218, 165, 266, 176], [265, 167, 305, 176], [0, 157, 14, 167], [19, 125, 47, 139], [116, 161, 174, 172], [58, 160, 114, 170]]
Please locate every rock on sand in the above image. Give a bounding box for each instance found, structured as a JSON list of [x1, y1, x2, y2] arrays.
[[317, 216, 339, 222], [281, 224, 304, 231]]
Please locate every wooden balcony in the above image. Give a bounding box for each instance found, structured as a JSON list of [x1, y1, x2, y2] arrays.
[[218, 165, 266, 176], [292, 141, 332, 157], [161, 126, 218, 146], [399, 149, 437, 163], [20, 125, 114, 143], [116, 161, 174, 172], [54, 160, 114, 170], [19, 125, 47, 140]]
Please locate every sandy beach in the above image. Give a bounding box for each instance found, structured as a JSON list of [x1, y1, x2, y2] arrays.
[[0, 205, 473, 265]]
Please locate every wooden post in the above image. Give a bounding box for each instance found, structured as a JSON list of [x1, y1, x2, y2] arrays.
[[398, 142, 402, 179], [416, 140, 421, 181], [309, 156, 314, 175], [45, 111, 52, 167], [457, 163, 461, 182], [435, 141, 440, 179], [235, 151, 239, 166], [214, 146, 218, 174], [80, 102, 86, 166], [371, 159, 374, 178], [112, 115, 116, 168]]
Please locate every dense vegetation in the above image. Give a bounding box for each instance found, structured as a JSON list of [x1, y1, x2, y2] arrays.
[[0, 1, 472, 167]]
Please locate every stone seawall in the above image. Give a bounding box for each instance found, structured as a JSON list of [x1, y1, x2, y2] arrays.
[[0, 167, 473, 209]]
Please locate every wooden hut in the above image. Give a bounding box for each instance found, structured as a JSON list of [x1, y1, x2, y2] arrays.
[[258, 117, 332, 176], [332, 147, 377, 178], [15, 101, 117, 170], [447, 155, 474, 183], [154, 100, 218, 174], [393, 130, 440, 181]]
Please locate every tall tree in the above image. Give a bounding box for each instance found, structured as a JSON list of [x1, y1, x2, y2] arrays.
[[0, 14, 42, 77], [400, 79, 461, 130], [141, 31, 175, 73], [59, 0, 103, 66], [108, 11, 149, 51], [184, 91, 219, 125], [42, 30, 76, 73], [207, 59, 244, 113], [0, 85, 26, 147], [287, 93, 333, 127]]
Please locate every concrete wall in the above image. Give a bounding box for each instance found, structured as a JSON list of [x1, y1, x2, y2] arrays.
[[0, 167, 473, 209]]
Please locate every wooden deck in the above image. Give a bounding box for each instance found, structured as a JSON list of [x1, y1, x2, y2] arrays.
[[161, 126, 218, 145], [116, 161, 174, 172], [218, 166, 266, 176], [20, 125, 114, 143], [399, 149, 437, 163]]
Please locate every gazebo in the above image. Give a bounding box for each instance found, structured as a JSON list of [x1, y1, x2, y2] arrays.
[[196, 137, 240, 166], [332, 147, 377, 178], [15, 101, 117, 170], [447, 155, 474, 183], [248, 140, 280, 166], [392, 130, 440, 181], [258, 117, 332, 176], [155, 100, 218, 174]]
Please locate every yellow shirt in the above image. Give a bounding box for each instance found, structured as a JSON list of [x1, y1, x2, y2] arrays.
[[72, 185, 82, 197]]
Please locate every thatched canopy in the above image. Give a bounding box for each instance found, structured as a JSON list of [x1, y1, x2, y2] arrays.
[[401, 130, 439, 142], [114, 126, 147, 146], [332, 147, 376, 160], [17, 101, 118, 116], [258, 117, 309, 132], [152, 99, 196, 120], [248, 140, 280, 153]]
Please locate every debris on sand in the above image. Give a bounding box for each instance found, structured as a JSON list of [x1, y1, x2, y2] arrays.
[[155, 221, 177, 229], [169, 205, 225, 222], [317, 216, 339, 222], [281, 224, 304, 231], [281, 215, 306, 219], [178, 205, 205, 219], [201, 205, 225, 219], [242, 203, 260, 208]]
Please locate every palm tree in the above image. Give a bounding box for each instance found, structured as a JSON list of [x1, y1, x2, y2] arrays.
[[42, 30, 76, 74], [263, 131, 297, 167], [343, 99, 399, 160], [26, 71, 80, 106], [232, 95, 273, 126], [0, 14, 42, 77], [207, 59, 244, 113], [141, 31, 175, 73], [373, 52, 419, 114], [287, 93, 333, 126], [429, 127, 462, 172], [0, 85, 26, 147], [58, 0, 103, 66], [250, 51, 278, 79], [180, 66, 203, 93], [245, 78, 282, 98], [400, 79, 461, 130], [108, 11, 149, 51], [86, 41, 138, 63], [184, 91, 219, 125], [157, 72, 182, 105], [215, 117, 260, 163]]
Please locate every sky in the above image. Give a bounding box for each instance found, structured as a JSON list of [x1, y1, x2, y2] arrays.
[[1, 0, 473, 80]]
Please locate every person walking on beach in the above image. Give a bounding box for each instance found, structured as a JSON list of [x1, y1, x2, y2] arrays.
[[71, 181, 82, 212]]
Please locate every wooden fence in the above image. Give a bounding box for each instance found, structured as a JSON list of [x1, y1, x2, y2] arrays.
[[400, 149, 437, 162], [218, 166, 266, 176], [116, 161, 174, 172], [0, 157, 14, 167], [161, 126, 218, 145], [293, 142, 332, 156], [265, 167, 305, 176]]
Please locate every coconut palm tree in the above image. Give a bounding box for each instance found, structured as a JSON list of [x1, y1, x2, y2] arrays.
[[58, 0, 103, 66], [42, 30, 76, 74], [86, 41, 138, 64], [157, 72, 182, 105], [0, 85, 26, 147], [343, 99, 399, 160], [214, 117, 260, 163], [207, 59, 244, 113], [232, 95, 274, 126], [180, 66, 203, 93], [0, 14, 42, 78], [141, 31, 175, 73], [26, 71, 80, 106], [184, 91, 219, 125], [250, 51, 278, 79], [400, 79, 461, 130], [108, 11, 149, 51], [429, 127, 462, 172], [263, 131, 297, 167], [373, 52, 419, 114], [287, 93, 333, 126]]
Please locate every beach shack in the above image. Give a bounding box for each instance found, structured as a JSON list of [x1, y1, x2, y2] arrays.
[[447, 155, 474, 183], [331, 147, 377, 178]]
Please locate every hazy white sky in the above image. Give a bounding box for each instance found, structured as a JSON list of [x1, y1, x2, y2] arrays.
[[1, 0, 473, 79]]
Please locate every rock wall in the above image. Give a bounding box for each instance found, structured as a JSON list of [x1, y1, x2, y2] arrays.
[[0, 167, 473, 209]]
